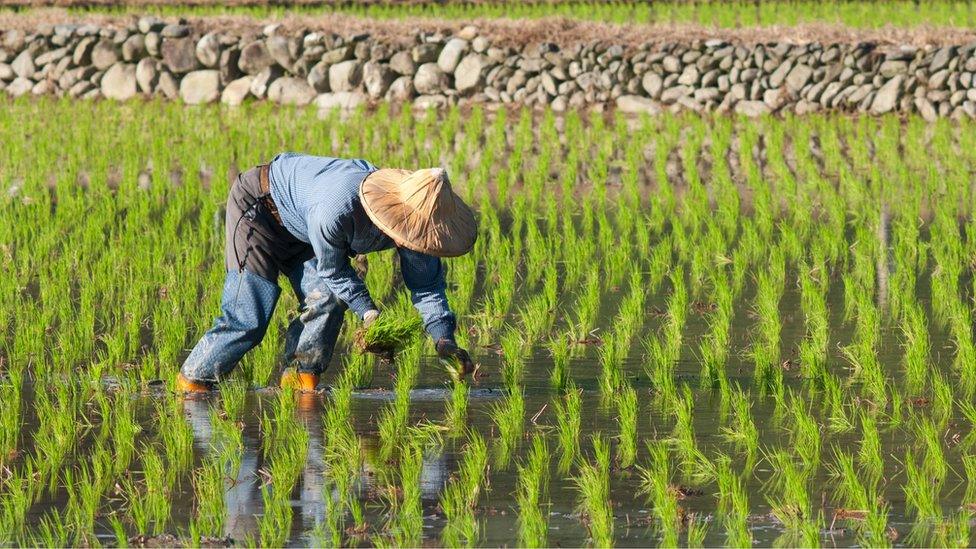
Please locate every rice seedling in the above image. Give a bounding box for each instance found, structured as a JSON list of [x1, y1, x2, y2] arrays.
[[322, 425, 365, 545], [491, 390, 525, 468], [385, 440, 425, 546], [191, 457, 227, 538], [500, 329, 527, 388], [764, 450, 819, 544], [443, 380, 469, 434], [156, 398, 196, 487], [616, 385, 638, 468], [355, 309, 423, 355], [669, 386, 710, 480], [123, 445, 171, 536], [553, 383, 583, 473], [573, 434, 614, 548], [515, 435, 550, 548], [930, 511, 972, 549], [547, 334, 572, 391], [440, 431, 489, 547], [637, 442, 681, 546], [786, 393, 822, 469], [0, 368, 23, 467], [257, 393, 310, 547], [714, 455, 751, 547], [721, 384, 759, 457]]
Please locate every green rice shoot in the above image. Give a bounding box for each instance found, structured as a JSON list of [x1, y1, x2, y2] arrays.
[[354, 312, 423, 354]]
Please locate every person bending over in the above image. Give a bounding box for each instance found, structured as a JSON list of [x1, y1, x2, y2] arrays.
[[177, 153, 477, 393]]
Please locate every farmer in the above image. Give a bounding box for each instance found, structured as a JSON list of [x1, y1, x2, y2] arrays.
[[177, 153, 478, 393]]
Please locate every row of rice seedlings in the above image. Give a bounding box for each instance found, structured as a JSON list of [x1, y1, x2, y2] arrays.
[[644, 267, 688, 402], [828, 447, 891, 546], [638, 442, 681, 546], [515, 435, 550, 547], [553, 383, 582, 473], [714, 455, 751, 547], [257, 390, 311, 547], [572, 435, 614, 547], [378, 341, 423, 459], [439, 431, 489, 546], [123, 445, 171, 537], [48, 0, 976, 28], [763, 450, 820, 545], [490, 389, 525, 469]]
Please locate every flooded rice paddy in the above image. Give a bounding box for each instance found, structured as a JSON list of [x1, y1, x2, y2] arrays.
[[2, 99, 976, 546]]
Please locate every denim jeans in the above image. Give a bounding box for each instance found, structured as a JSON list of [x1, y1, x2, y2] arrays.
[[181, 262, 347, 382], [181, 167, 347, 383]]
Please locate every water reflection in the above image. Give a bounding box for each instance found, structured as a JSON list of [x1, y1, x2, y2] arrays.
[[181, 397, 214, 453], [296, 395, 326, 533]]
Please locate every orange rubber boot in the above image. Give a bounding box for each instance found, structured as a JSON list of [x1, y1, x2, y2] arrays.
[[176, 373, 213, 393], [280, 369, 320, 393]]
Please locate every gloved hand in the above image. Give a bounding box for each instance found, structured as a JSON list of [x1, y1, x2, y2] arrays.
[[363, 309, 380, 328], [436, 338, 475, 376]]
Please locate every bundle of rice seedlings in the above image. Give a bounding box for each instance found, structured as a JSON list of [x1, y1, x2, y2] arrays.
[[439, 354, 467, 383], [354, 313, 423, 354]]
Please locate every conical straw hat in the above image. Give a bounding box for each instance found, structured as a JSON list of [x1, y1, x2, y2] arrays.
[[360, 167, 478, 257]]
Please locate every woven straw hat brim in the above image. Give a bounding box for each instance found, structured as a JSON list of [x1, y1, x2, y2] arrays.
[[360, 168, 478, 258]]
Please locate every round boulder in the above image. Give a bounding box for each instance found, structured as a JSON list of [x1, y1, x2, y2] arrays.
[[389, 50, 416, 76], [328, 60, 363, 92], [437, 38, 468, 74], [238, 41, 274, 75], [414, 62, 447, 95], [196, 33, 221, 68], [162, 37, 200, 74], [454, 54, 488, 93], [268, 77, 316, 106], [363, 61, 395, 98], [91, 40, 119, 71], [221, 76, 253, 106], [101, 63, 137, 101], [385, 75, 415, 102], [180, 70, 221, 104]]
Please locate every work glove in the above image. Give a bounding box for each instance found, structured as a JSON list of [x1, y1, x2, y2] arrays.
[[436, 338, 475, 377], [362, 309, 380, 328]]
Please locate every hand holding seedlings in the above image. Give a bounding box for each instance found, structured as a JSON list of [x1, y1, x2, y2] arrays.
[[435, 338, 476, 381], [363, 309, 380, 328], [354, 311, 423, 357]]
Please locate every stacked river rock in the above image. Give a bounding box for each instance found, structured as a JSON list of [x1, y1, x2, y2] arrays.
[[2, 17, 976, 119]]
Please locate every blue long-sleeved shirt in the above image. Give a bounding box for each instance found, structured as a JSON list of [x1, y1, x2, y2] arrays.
[[268, 153, 456, 342]]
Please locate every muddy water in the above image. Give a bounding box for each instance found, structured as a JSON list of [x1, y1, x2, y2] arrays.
[[10, 271, 972, 548]]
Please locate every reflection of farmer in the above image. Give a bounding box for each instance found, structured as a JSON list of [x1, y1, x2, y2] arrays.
[[177, 154, 477, 393]]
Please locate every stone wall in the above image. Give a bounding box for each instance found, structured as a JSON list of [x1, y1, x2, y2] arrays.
[[2, 17, 975, 119]]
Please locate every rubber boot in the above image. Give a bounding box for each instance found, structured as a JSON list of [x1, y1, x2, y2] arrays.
[[280, 368, 320, 393], [177, 373, 213, 394]]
